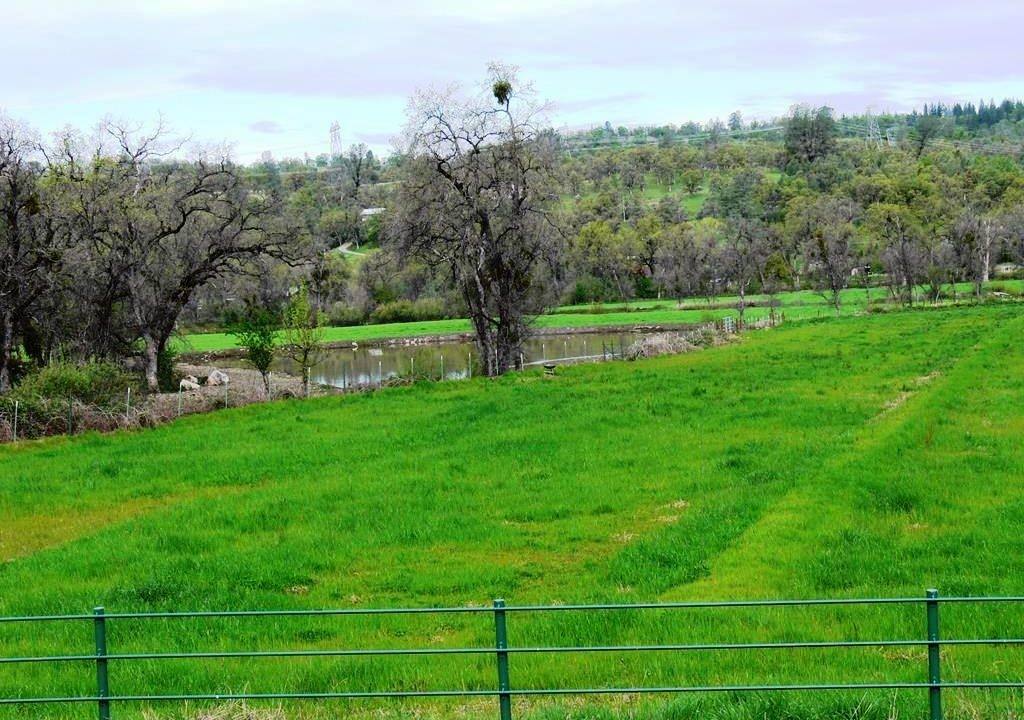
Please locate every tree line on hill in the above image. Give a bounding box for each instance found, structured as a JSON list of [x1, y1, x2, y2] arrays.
[[3, 66, 1024, 394]]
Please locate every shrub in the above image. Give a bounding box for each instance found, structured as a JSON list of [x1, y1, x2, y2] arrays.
[[368, 298, 448, 324], [625, 333, 697, 360], [569, 276, 615, 305], [220, 307, 244, 327], [327, 302, 366, 327], [0, 395, 61, 441], [283, 284, 324, 397], [11, 361, 140, 406], [633, 275, 659, 299], [230, 309, 278, 397], [1, 362, 142, 442]]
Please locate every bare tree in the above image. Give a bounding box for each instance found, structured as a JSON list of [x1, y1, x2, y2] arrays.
[[344, 143, 370, 191], [654, 223, 720, 302], [0, 116, 64, 390], [923, 239, 958, 302], [1004, 208, 1024, 266], [391, 64, 562, 376], [868, 204, 926, 306], [951, 209, 999, 299], [790, 197, 858, 315], [49, 122, 291, 390], [721, 217, 770, 326]]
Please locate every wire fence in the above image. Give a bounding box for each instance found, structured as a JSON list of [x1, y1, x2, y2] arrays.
[[0, 368, 318, 443], [2, 590, 1023, 719], [0, 381, 257, 443]]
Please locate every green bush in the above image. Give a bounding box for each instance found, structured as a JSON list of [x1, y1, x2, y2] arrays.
[[230, 309, 278, 395], [369, 298, 449, 324], [327, 302, 366, 327], [633, 275, 659, 299], [12, 361, 140, 406], [569, 276, 617, 304]]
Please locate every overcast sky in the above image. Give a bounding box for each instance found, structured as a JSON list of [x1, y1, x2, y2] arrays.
[[5, 0, 1023, 161]]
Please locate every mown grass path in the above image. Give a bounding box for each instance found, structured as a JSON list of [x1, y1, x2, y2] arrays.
[[2, 305, 1023, 719]]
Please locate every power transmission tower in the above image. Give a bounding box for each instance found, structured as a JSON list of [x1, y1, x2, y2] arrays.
[[885, 127, 898, 148], [865, 112, 883, 146], [329, 121, 342, 159]]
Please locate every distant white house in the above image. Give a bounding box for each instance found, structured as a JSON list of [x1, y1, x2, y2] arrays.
[[360, 207, 386, 221]]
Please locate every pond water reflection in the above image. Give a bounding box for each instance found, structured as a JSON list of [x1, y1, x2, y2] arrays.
[[276, 331, 645, 389]]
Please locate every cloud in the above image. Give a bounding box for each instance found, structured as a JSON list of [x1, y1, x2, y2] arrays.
[[12, 1, 1024, 102], [6, 0, 1024, 155], [248, 120, 285, 134], [354, 131, 396, 146], [553, 93, 647, 113]]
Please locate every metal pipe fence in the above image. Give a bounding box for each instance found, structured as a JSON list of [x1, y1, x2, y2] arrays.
[[1, 590, 1023, 719]]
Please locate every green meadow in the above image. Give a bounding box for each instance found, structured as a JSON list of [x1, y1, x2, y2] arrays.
[[178, 281, 1024, 353], [3, 304, 1024, 718]]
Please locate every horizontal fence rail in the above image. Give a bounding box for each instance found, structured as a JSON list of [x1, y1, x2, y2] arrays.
[[1, 590, 1023, 719]]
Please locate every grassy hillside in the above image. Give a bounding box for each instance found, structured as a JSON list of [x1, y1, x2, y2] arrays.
[[3, 305, 1024, 718]]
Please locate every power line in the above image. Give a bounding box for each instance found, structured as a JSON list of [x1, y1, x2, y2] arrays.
[[835, 118, 1024, 155], [238, 125, 787, 177], [562, 124, 785, 153], [232, 118, 1019, 181]]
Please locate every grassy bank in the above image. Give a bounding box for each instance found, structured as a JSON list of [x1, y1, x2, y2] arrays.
[[177, 280, 1024, 354], [3, 304, 1024, 717]]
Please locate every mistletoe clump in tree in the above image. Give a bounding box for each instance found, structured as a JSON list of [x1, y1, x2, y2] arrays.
[[391, 64, 563, 377]]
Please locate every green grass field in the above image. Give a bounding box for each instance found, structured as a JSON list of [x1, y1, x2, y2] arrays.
[[4, 304, 1024, 718], [179, 281, 1024, 353]]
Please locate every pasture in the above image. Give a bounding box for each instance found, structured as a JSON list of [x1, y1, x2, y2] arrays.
[[3, 304, 1024, 718]]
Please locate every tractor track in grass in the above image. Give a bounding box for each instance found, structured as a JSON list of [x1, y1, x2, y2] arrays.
[[668, 313, 1024, 600]]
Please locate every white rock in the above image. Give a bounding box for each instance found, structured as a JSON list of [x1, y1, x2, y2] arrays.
[[179, 377, 201, 391], [207, 369, 230, 386]]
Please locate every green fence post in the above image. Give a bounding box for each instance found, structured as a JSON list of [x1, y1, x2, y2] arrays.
[[493, 599, 512, 720], [93, 607, 111, 720], [926, 589, 942, 720]]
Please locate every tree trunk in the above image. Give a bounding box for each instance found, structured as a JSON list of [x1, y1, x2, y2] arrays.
[[469, 312, 495, 377], [982, 221, 992, 284], [143, 333, 160, 392], [0, 308, 14, 392], [496, 319, 524, 375]]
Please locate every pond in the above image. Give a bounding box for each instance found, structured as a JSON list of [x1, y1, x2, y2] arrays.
[[273, 331, 646, 389]]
